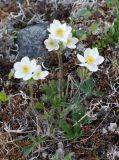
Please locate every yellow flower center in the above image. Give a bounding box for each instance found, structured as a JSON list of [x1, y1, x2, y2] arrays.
[[49, 41, 55, 46], [35, 72, 41, 77], [22, 65, 30, 73], [85, 55, 95, 64], [56, 28, 64, 36]]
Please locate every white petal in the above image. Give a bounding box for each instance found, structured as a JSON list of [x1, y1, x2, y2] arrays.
[[80, 63, 87, 66], [66, 26, 72, 34], [31, 59, 37, 71], [48, 23, 55, 33], [44, 39, 49, 45], [94, 56, 104, 65], [53, 19, 61, 27], [72, 37, 79, 44], [14, 62, 21, 71], [67, 44, 76, 49], [36, 65, 42, 71], [33, 71, 49, 80], [50, 33, 66, 42], [91, 48, 99, 59], [86, 64, 98, 72], [39, 71, 49, 79], [42, 71, 49, 77], [33, 76, 39, 80], [32, 73, 39, 80], [68, 33, 72, 37], [21, 56, 30, 64], [49, 32, 57, 39], [47, 46, 55, 51], [62, 23, 67, 30], [59, 36, 68, 42], [23, 74, 32, 81], [84, 48, 92, 57], [77, 54, 86, 63], [14, 71, 23, 78]]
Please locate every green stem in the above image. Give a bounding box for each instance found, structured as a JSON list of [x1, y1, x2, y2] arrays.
[[29, 83, 33, 107], [28, 82, 37, 116], [57, 52, 63, 99]]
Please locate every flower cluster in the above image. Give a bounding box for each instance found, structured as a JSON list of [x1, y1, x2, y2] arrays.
[[44, 20, 79, 51], [14, 56, 49, 81], [44, 20, 105, 72], [77, 48, 104, 72]]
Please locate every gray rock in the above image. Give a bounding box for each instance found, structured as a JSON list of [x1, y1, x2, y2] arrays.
[[17, 22, 49, 60]]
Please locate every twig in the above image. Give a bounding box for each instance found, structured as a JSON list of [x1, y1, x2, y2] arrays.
[[36, 116, 41, 150], [73, 105, 96, 126], [81, 109, 111, 142]]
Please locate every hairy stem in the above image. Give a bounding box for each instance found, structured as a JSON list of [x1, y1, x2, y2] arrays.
[[29, 83, 33, 107], [57, 52, 63, 99], [28, 83, 37, 116]]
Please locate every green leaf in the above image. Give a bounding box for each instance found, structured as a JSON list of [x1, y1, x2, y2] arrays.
[[73, 124, 83, 138], [23, 144, 35, 157], [35, 136, 46, 144], [60, 120, 72, 134], [76, 68, 89, 79], [23, 135, 46, 156], [93, 90, 103, 97], [88, 22, 99, 33], [80, 77, 103, 97], [60, 120, 83, 139], [105, 0, 117, 6], [79, 8, 92, 19], [64, 153, 74, 160], [72, 107, 91, 128], [51, 155, 59, 160], [34, 101, 44, 110], [60, 120, 74, 139], [80, 77, 94, 94], [78, 30, 87, 40], [0, 91, 8, 102]]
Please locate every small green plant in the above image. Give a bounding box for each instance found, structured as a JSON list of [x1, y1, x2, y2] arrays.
[[76, 68, 103, 97], [39, 70, 102, 140], [44, 20, 79, 98], [60, 107, 90, 140], [79, 5, 95, 19], [0, 91, 8, 102], [12, 17, 105, 158], [51, 152, 74, 160], [73, 21, 99, 41], [94, 0, 119, 48], [105, 0, 117, 6], [80, 76, 103, 96], [23, 135, 45, 157], [79, 7, 92, 19], [41, 80, 67, 120]]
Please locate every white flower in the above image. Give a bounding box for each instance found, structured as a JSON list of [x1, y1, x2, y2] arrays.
[[33, 65, 49, 80], [44, 37, 59, 51], [77, 48, 104, 72], [63, 34, 79, 49], [48, 19, 72, 42], [14, 56, 37, 81]]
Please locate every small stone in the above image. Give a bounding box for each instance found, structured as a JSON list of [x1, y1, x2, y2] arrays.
[[17, 22, 49, 60], [108, 123, 117, 132], [102, 128, 107, 134]]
